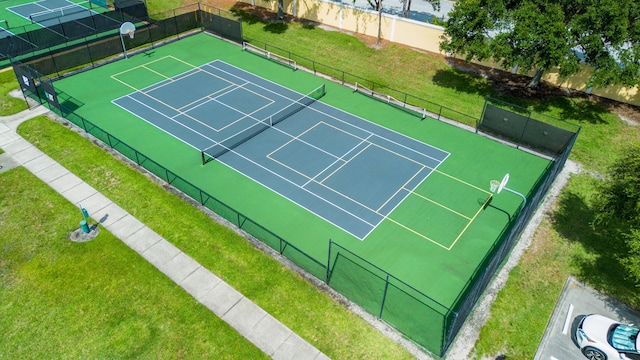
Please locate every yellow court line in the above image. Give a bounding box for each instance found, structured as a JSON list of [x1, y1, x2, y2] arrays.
[[164, 55, 199, 69], [408, 190, 473, 220], [110, 57, 176, 92], [111, 56, 278, 134], [213, 102, 275, 133], [110, 75, 141, 92], [319, 142, 372, 183], [376, 167, 426, 213], [386, 217, 451, 250], [174, 82, 236, 110], [270, 121, 321, 155], [434, 169, 493, 195], [110, 55, 176, 79], [266, 123, 341, 180], [139, 64, 171, 84], [446, 194, 493, 250], [388, 175, 493, 250]]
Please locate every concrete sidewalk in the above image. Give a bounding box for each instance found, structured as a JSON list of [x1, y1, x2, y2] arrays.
[[0, 105, 329, 360]]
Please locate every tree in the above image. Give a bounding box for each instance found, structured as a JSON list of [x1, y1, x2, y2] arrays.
[[277, 0, 284, 19], [440, 0, 640, 88], [594, 145, 640, 286], [594, 145, 640, 226]]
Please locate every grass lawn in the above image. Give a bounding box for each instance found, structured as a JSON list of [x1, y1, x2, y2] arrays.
[[472, 172, 640, 359], [228, 9, 640, 359], [0, 166, 268, 359], [4, 1, 640, 358], [234, 7, 628, 174], [13, 115, 414, 359], [0, 69, 28, 115]]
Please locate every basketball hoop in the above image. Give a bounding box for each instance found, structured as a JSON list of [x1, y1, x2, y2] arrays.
[[489, 173, 527, 211], [490, 180, 500, 193], [119, 22, 136, 59]]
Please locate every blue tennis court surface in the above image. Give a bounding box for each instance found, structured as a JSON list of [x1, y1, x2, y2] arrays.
[[112, 57, 450, 239], [8, 0, 96, 26]]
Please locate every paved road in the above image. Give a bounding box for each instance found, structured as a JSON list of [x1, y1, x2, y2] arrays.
[[535, 277, 640, 360]]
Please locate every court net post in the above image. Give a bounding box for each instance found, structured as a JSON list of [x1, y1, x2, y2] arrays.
[[201, 150, 214, 165], [200, 83, 326, 164]]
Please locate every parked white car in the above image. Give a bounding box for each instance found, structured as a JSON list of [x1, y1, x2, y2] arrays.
[[576, 314, 640, 360]]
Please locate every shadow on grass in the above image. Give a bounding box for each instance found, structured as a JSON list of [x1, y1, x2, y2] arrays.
[[231, 6, 289, 34], [530, 96, 611, 125], [263, 22, 288, 34], [552, 186, 638, 306], [431, 68, 494, 98], [230, 7, 262, 25], [433, 67, 612, 125]]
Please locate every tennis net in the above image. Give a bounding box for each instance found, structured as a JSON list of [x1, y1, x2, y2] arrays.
[[242, 42, 297, 70], [202, 84, 326, 163], [29, 2, 91, 23]]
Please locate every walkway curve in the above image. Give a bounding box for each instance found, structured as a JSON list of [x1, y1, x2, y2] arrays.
[[0, 104, 329, 360]]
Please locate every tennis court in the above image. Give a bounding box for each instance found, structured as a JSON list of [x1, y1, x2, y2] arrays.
[[8, 0, 95, 26], [49, 33, 553, 354], [109, 57, 483, 241], [0, 23, 16, 39]]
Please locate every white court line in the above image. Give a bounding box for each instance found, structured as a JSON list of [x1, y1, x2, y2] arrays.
[[119, 96, 218, 144], [562, 304, 574, 335], [204, 61, 449, 239], [551, 356, 559, 360], [119, 58, 450, 239], [310, 135, 372, 185], [114, 65, 275, 135], [217, 147, 381, 232], [209, 61, 449, 164], [110, 101, 200, 152]]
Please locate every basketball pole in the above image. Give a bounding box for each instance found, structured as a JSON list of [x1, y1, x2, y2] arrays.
[[119, 22, 135, 60], [490, 173, 527, 211], [120, 31, 128, 59]]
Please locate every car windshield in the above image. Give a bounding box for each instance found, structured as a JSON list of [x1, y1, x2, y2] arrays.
[[609, 323, 640, 351]]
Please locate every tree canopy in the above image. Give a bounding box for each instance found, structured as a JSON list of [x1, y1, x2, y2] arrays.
[[440, 0, 640, 88], [594, 145, 640, 286]]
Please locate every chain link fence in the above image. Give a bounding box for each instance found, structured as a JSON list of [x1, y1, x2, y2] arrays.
[[11, 9, 580, 356]]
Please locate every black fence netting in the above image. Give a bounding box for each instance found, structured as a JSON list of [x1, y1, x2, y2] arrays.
[[327, 241, 453, 353], [445, 130, 579, 355], [16, 66, 326, 298], [0, 3, 144, 64], [115, 0, 149, 20], [478, 98, 581, 155], [0, 2, 242, 68], [200, 5, 243, 43], [12, 10, 581, 356], [11, 5, 241, 78]]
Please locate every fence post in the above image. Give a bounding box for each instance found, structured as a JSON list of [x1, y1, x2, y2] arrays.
[[173, 9, 180, 38], [325, 239, 332, 284], [379, 274, 390, 318]]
